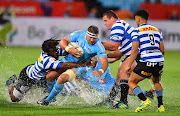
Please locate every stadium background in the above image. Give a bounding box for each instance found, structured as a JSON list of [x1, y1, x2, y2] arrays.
[[0, 0, 180, 50], [0, 0, 180, 115]]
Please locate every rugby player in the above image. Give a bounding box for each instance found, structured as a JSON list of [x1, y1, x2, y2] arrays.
[[6, 39, 90, 102], [126, 9, 165, 112], [101, 10, 136, 109], [38, 25, 109, 106]]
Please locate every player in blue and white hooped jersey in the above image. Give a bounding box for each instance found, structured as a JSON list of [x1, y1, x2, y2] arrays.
[[40, 25, 109, 106], [7, 39, 90, 102], [126, 9, 165, 112], [102, 10, 137, 108]]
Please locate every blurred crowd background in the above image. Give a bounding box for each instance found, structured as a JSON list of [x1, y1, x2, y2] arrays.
[[0, 0, 180, 20]]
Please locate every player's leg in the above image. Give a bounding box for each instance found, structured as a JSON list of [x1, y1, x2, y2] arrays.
[[39, 68, 77, 106], [8, 66, 33, 102], [152, 76, 164, 112], [113, 57, 136, 109], [129, 62, 153, 112], [152, 63, 164, 112], [129, 72, 151, 112], [45, 71, 60, 93]]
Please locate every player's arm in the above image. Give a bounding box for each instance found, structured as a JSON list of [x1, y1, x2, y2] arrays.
[[98, 57, 108, 73], [46, 60, 91, 81], [92, 56, 108, 78], [60, 61, 91, 71], [107, 49, 123, 58], [159, 41, 165, 55], [108, 57, 121, 63], [126, 41, 139, 73], [59, 35, 69, 50], [59, 35, 81, 58], [102, 40, 121, 51]]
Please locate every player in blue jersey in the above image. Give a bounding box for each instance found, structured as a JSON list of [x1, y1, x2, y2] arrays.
[[101, 10, 137, 109], [38, 25, 109, 106], [6, 39, 91, 102], [125, 9, 165, 112]]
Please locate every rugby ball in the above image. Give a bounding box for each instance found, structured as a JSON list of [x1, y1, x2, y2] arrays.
[[68, 42, 84, 57]]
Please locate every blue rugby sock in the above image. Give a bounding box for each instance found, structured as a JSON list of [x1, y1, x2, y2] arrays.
[[133, 87, 147, 101], [133, 87, 143, 96], [155, 90, 163, 97], [155, 90, 163, 107], [46, 80, 56, 93], [46, 82, 64, 102]]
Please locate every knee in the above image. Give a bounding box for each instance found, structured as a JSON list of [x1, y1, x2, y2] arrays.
[[46, 71, 59, 82], [57, 69, 76, 84], [57, 74, 69, 84]]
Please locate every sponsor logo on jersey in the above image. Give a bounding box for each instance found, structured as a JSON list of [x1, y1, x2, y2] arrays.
[[110, 35, 120, 40], [38, 56, 42, 63], [139, 27, 158, 32], [122, 20, 128, 24], [86, 48, 92, 54]]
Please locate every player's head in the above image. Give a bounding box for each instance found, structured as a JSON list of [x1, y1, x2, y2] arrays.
[[86, 25, 99, 45], [135, 9, 149, 26], [102, 10, 118, 30], [42, 39, 59, 59]]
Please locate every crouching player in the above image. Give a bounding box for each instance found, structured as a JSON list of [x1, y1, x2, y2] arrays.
[[6, 39, 90, 102]]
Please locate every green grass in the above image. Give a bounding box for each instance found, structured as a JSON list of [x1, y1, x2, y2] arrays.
[[0, 46, 180, 116]]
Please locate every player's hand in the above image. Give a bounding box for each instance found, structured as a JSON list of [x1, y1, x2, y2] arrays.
[[125, 65, 131, 74], [91, 57, 97, 68], [68, 46, 82, 58], [92, 70, 103, 78]]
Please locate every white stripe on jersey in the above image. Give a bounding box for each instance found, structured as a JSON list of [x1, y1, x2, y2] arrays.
[[134, 23, 164, 63], [110, 19, 134, 56]]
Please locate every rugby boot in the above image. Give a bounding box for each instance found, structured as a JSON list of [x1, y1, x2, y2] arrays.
[[157, 105, 165, 112], [6, 74, 17, 87], [37, 96, 56, 104], [135, 98, 151, 112], [37, 99, 49, 106], [112, 101, 129, 109]]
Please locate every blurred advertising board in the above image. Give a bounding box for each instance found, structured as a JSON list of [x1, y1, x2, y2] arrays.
[[8, 17, 180, 50]]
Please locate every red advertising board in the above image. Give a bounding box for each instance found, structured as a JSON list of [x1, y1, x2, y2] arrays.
[[51, 1, 88, 17], [0, 1, 43, 16]]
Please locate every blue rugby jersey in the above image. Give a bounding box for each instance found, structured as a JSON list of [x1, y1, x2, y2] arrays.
[[110, 19, 134, 56], [132, 23, 164, 63], [26, 48, 66, 80], [61, 30, 107, 63]]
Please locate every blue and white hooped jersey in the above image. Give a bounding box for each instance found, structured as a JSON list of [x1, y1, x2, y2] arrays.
[[61, 30, 107, 63], [26, 48, 66, 80], [132, 23, 164, 63], [110, 19, 134, 56]]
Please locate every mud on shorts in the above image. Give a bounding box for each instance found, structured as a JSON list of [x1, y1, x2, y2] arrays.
[[133, 61, 164, 79], [14, 65, 48, 95]]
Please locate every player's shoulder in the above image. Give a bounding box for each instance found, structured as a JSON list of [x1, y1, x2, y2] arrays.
[[94, 39, 105, 50], [69, 30, 86, 36]]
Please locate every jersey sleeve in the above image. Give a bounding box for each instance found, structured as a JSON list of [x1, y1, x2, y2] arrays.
[[43, 57, 63, 70], [95, 41, 107, 58], [159, 31, 163, 42], [110, 23, 125, 42], [131, 29, 139, 42], [68, 31, 83, 42]]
